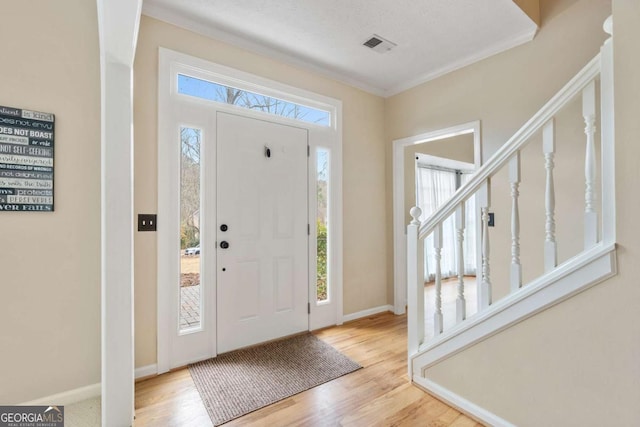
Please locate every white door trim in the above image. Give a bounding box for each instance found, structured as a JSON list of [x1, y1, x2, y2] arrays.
[[157, 49, 343, 372], [392, 121, 482, 315]]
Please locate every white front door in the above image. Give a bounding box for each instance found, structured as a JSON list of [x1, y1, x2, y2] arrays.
[[216, 112, 309, 353]]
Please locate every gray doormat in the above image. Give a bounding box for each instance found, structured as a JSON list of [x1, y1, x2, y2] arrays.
[[189, 333, 361, 426]]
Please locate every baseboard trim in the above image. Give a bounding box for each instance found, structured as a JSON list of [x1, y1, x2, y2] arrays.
[[20, 363, 166, 404], [342, 305, 394, 323], [135, 364, 158, 381], [21, 383, 101, 406], [413, 376, 515, 427]]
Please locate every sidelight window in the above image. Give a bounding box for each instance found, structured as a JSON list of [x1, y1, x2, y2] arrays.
[[179, 126, 202, 331], [316, 148, 330, 303]]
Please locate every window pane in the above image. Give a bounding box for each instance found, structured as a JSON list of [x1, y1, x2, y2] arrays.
[[178, 74, 331, 127], [180, 127, 202, 331], [317, 148, 329, 303]]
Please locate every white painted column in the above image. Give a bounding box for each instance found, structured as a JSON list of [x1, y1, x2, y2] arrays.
[[407, 207, 424, 377], [479, 180, 492, 310], [583, 80, 598, 248], [97, 0, 142, 425], [433, 223, 444, 334], [509, 153, 522, 292], [455, 203, 466, 323], [543, 119, 557, 272], [101, 62, 135, 426]]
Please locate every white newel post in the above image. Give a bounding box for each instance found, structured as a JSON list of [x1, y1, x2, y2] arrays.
[[455, 203, 466, 323], [510, 153, 522, 292], [543, 119, 558, 272], [479, 180, 492, 310], [600, 16, 615, 246], [407, 207, 424, 377], [433, 223, 444, 334], [583, 80, 598, 248]]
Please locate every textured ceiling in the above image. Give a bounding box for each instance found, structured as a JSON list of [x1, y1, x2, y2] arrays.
[[142, 0, 538, 96]]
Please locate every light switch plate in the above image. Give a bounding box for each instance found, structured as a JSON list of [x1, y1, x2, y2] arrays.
[[138, 214, 157, 231]]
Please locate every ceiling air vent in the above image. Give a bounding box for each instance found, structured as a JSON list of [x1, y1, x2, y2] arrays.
[[363, 34, 397, 53]]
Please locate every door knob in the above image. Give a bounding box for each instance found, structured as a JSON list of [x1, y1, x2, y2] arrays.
[[220, 241, 230, 249]]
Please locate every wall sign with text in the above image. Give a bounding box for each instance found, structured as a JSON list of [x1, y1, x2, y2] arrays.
[[0, 105, 54, 212]]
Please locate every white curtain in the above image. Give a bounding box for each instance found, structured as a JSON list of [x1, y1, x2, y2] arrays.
[[416, 167, 477, 282]]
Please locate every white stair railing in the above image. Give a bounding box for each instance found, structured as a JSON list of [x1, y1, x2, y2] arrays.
[[407, 17, 615, 356]]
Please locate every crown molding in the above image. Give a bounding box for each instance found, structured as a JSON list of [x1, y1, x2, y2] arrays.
[[386, 26, 538, 97]]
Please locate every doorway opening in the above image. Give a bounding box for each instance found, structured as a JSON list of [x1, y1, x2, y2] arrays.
[[392, 122, 482, 315]]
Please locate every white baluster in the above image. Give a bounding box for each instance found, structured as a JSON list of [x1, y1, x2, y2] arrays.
[[543, 119, 557, 272], [406, 207, 424, 376], [510, 153, 522, 292], [583, 80, 598, 248], [433, 222, 443, 334], [455, 203, 466, 323], [479, 180, 492, 310]]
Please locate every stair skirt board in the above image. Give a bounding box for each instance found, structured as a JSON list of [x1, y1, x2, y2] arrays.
[[413, 376, 516, 427], [411, 244, 616, 373], [20, 382, 101, 406]]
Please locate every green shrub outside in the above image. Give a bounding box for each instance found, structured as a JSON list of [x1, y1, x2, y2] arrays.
[[317, 219, 327, 301]]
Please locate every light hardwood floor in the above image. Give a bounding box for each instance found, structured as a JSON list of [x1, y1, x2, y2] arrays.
[[135, 312, 483, 426]]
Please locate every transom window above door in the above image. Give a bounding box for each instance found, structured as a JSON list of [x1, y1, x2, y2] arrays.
[[177, 74, 331, 127]]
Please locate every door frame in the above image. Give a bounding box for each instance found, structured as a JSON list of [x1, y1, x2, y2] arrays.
[[157, 48, 343, 373], [392, 121, 482, 315]]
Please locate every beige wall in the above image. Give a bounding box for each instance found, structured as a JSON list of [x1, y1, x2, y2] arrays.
[[133, 16, 387, 367], [0, 0, 101, 403], [403, 134, 474, 225], [385, 0, 611, 302], [398, 0, 640, 425]]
